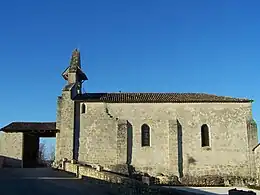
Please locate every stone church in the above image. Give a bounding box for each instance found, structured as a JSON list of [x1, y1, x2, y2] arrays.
[[0, 49, 260, 183], [55, 49, 259, 180]]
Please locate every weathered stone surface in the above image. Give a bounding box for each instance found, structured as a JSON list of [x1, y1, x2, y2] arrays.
[[75, 102, 255, 179], [253, 146, 260, 185], [0, 132, 23, 167], [55, 91, 76, 162], [108, 164, 130, 175], [181, 174, 225, 186], [156, 175, 170, 185]]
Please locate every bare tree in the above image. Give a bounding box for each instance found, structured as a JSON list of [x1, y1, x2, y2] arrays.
[[50, 146, 55, 163], [38, 141, 56, 167], [38, 142, 46, 165]]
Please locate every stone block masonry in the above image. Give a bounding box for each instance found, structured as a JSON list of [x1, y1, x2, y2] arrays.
[[77, 102, 254, 179], [116, 120, 128, 165], [55, 90, 76, 162], [0, 132, 23, 167]]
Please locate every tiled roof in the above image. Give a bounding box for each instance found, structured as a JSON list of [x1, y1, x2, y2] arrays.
[[74, 93, 252, 103], [1, 122, 57, 132]]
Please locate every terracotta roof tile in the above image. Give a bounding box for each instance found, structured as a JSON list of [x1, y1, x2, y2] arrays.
[[74, 93, 252, 103]]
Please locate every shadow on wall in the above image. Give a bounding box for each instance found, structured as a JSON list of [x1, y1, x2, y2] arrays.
[[176, 119, 197, 178], [127, 121, 133, 166], [177, 120, 183, 178], [73, 101, 80, 161], [0, 155, 22, 168]]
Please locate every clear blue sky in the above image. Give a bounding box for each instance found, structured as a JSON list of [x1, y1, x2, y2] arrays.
[[0, 0, 260, 153]]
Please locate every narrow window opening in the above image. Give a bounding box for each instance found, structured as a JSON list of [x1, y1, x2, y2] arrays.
[[141, 124, 150, 147], [81, 104, 86, 114], [201, 124, 210, 147]]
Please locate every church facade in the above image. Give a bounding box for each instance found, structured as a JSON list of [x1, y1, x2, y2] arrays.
[[55, 49, 259, 180]]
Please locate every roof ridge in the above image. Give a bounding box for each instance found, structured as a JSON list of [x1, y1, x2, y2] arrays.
[[82, 92, 250, 98], [74, 92, 252, 103]]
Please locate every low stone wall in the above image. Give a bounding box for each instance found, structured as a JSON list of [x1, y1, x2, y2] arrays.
[[58, 161, 141, 185], [57, 160, 256, 188], [55, 161, 199, 195], [180, 175, 256, 187]]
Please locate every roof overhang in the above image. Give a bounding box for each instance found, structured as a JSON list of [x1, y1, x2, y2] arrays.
[[62, 67, 88, 81], [0, 122, 59, 135]]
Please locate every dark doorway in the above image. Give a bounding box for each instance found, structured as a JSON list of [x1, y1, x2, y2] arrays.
[[23, 133, 39, 168]]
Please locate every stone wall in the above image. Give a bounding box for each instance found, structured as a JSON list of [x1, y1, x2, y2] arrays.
[[59, 161, 141, 185], [0, 132, 23, 167], [55, 90, 75, 161], [116, 120, 128, 165], [253, 145, 260, 185], [247, 119, 258, 178], [78, 103, 118, 166], [78, 101, 253, 179], [56, 96, 62, 131]]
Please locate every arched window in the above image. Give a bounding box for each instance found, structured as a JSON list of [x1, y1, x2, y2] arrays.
[[141, 124, 150, 147], [201, 124, 210, 147], [81, 103, 86, 114]]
